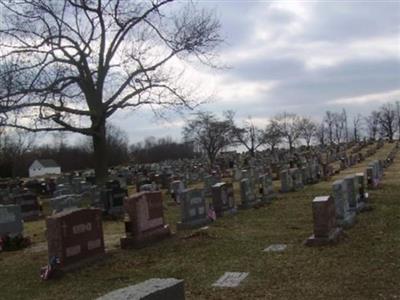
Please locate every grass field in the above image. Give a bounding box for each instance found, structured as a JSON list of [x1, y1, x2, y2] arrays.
[[0, 143, 399, 300]]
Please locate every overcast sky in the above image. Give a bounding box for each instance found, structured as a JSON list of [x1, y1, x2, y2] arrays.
[[109, 0, 400, 144]]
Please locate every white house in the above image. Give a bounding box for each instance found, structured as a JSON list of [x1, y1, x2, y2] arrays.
[[29, 159, 61, 177]]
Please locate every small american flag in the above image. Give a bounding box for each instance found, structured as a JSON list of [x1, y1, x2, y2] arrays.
[[40, 256, 60, 281]]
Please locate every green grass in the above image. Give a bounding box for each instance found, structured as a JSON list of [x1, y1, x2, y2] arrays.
[[0, 143, 399, 300]]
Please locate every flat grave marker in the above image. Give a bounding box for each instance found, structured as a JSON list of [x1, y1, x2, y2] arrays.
[[212, 272, 249, 288]]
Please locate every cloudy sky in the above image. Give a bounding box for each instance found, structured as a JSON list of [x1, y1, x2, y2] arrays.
[[110, 0, 400, 144]]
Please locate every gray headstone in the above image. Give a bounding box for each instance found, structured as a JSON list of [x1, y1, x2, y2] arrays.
[[343, 175, 359, 212], [332, 180, 356, 228], [239, 178, 257, 209], [177, 188, 209, 229], [280, 169, 293, 193], [0, 204, 23, 237], [96, 278, 185, 300]]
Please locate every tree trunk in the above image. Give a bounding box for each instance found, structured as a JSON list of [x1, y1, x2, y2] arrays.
[[249, 148, 255, 157], [92, 122, 108, 185]]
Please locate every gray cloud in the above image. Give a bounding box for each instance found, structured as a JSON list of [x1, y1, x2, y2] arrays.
[[117, 1, 400, 142], [300, 2, 400, 42]]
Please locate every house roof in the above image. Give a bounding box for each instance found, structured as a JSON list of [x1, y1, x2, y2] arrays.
[[36, 159, 60, 168]]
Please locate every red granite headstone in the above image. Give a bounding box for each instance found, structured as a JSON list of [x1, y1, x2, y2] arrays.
[[305, 196, 343, 246], [121, 191, 170, 249], [46, 208, 105, 270]]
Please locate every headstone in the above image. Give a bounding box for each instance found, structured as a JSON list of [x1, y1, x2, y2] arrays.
[[343, 175, 359, 213], [101, 181, 127, 216], [0, 204, 23, 238], [258, 174, 275, 204], [355, 173, 369, 211], [212, 272, 249, 288], [54, 184, 74, 197], [177, 188, 210, 230], [305, 196, 343, 246], [280, 170, 293, 193], [366, 167, 375, 189], [96, 278, 185, 300], [120, 191, 171, 249], [46, 208, 105, 270], [290, 168, 303, 191], [367, 161, 381, 189], [239, 178, 258, 209], [170, 180, 185, 204], [332, 180, 356, 228], [211, 182, 236, 217], [49, 195, 82, 214], [11, 191, 41, 221], [203, 175, 219, 196]]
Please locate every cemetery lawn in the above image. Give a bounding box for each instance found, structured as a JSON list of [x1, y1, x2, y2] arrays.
[[1, 143, 399, 300]]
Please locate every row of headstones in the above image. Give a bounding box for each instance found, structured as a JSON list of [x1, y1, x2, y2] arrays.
[[280, 163, 323, 193], [93, 154, 380, 300], [41, 172, 276, 270], [49, 178, 128, 216], [0, 189, 42, 222], [171, 174, 275, 229], [0, 173, 132, 221], [40, 155, 392, 266], [305, 158, 386, 246]]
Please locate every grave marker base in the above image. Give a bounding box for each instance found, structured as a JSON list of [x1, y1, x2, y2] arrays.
[[120, 225, 171, 249], [305, 227, 343, 247], [176, 218, 210, 230], [238, 201, 259, 210], [337, 212, 357, 229], [60, 253, 108, 272], [215, 208, 237, 218]]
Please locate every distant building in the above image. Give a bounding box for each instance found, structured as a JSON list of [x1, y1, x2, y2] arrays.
[[29, 159, 61, 177]]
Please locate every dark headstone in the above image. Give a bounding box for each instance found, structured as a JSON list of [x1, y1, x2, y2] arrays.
[[211, 182, 236, 217]]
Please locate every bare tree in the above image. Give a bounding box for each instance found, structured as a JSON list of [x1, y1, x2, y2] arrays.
[[342, 108, 349, 143], [0, 128, 36, 177], [263, 120, 282, 153], [352, 114, 363, 142], [365, 111, 380, 141], [0, 0, 221, 183], [378, 103, 397, 141], [229, 115, 265, 157], [324, 111, 335, 145], [182, 112, 232, 168], [299, 117, 317, 148], [315, 123, 326, 146], [332, 111, 346, 144], [273, 112, 301, 151]]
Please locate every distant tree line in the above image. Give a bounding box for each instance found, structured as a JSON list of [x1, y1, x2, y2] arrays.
[[0, 124, 129, 178], [183, 102, 400, 166], [1, 101, 399, 177], [129, 136, 195, 164]]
